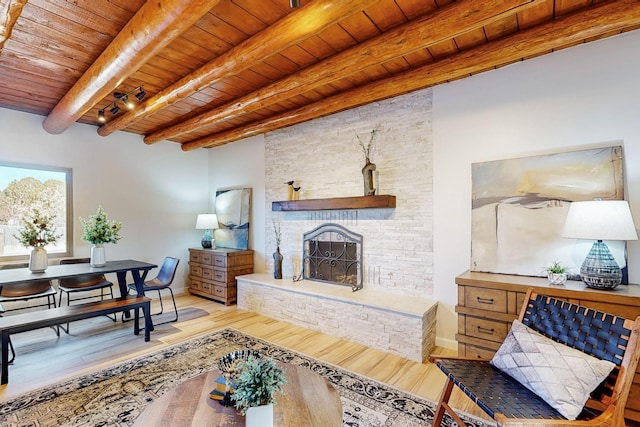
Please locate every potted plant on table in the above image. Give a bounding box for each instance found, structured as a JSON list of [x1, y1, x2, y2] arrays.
[[14, 208, 61, 272], [79, 206, 122, 267], [543, 260, 570, 285], [230, 355, 287, 426]]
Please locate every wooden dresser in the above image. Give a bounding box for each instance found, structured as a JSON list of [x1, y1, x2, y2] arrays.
[[188, 247, 253, 305], [456, 270, 640, 423]]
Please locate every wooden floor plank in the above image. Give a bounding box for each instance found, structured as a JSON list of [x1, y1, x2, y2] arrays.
[[0, 293, 492, 422]]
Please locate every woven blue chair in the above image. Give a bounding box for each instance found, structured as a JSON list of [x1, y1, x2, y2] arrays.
[[431, 289, 640, 427]]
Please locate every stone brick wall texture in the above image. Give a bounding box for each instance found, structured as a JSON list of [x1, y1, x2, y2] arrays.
[[265, 88, 434, 297]]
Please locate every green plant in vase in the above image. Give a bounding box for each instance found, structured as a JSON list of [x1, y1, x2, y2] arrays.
[[230, 355, 287, 416], [79, 206, 122, 267], [543, 260, 570, 285]]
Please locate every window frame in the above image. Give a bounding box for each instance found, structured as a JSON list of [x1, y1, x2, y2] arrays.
[[0, 161, 73, 261]]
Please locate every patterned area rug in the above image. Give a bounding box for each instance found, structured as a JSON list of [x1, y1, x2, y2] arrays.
[[0, 328, 494, 427]]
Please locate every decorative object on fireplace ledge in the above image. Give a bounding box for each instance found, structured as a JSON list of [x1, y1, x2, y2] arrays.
[[273, 222, 282, 279], [562, 199, 638, 290], [356, 125, 380, 196], [292, 186, 301, 200]]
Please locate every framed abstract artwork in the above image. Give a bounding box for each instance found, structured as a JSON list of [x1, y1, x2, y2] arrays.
[[471, 146, 625, 279], [214, 188, 251, 250]]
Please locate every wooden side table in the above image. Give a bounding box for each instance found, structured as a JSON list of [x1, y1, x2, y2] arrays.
[[133, 363, 343, 426]]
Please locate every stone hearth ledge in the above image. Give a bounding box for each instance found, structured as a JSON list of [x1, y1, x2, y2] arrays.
[[236, 273, 438, 362]]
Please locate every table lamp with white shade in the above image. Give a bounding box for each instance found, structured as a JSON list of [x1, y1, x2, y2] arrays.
[[561, 200, 638, 289], [195, 214, 219, 249]]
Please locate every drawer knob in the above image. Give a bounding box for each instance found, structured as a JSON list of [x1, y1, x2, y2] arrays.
[[476, 297, 494, 305]]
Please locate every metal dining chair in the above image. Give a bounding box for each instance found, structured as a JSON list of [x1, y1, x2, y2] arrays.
[[127, 257, 179, 325], [58, 258, 116, 332]]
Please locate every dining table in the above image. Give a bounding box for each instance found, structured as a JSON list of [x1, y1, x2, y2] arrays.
[[0, 259, 157, 298]]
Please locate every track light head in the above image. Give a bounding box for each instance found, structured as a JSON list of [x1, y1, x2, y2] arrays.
[[135, 88, 146, 101], [122, 95, 134, 110], [98, 109, 106, 123], [290, 0, 300, 7], [110, 105, 120, 115]]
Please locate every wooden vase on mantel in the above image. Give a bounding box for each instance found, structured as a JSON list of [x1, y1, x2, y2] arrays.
[[362, 158, 376, 196], [29, 247, 48, 273]]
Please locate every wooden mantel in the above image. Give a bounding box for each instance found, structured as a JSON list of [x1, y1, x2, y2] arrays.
[[272, 195, 396, 211]]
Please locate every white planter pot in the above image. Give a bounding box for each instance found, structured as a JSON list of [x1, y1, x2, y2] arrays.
[[90, 244, 106, 267], [547, 272, 567, 285], [245, 403, 273, 427], [29, 247, 48, 272]]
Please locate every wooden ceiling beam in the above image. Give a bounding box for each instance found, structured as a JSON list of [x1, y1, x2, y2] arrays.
[[181, 0, 640, 151], [144, 0, 542, 145], [0, 0, 27, 50], [97, 0, 383, 137], [41, 0, 222, 135]]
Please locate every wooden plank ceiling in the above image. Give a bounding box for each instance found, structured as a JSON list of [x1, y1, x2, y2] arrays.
[[1, 0, 639, 151]]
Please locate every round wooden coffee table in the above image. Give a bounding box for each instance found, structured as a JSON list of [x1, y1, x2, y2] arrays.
[[133, 363, 343, 426]]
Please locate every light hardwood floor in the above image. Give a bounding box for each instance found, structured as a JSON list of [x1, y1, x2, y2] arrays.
[[0, 293, 492, 423]]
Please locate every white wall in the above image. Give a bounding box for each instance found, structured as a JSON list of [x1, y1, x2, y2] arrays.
[[0, 109, 209, 292], [433, 30, 640, 345], [207, 134, 266, 272]]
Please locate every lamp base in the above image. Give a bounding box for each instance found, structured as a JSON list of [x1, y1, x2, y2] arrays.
[[201, 229, 213, 249], [579, 240, 622, 290]]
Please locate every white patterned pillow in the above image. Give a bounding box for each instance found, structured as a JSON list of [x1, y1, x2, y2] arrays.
[[490, 319, 615, 420]]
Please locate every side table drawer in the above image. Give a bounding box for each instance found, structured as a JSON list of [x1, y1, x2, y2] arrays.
[[202, 266, 214, 281], [464, 287, 507, 313], [189, 278, 202, 291], [465, 316, 509, 343]]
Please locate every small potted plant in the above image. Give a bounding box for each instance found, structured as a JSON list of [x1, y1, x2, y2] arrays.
[[543, 260, 570, 285], [230, 355, 287, 426], [14, 208, 61, 272], [79, 206, 122, 267]]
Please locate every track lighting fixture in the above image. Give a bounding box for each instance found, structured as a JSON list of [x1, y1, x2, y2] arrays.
[[97, 85, 146, 122], [290, 0, 300, 7]]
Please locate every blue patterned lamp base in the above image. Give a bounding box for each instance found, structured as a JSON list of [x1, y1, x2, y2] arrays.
[[579, 240, 622, 290], [201, 229, 213, 249]]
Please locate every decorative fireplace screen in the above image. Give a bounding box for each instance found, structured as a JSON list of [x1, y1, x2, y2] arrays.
[[299, 223, 363, 291]]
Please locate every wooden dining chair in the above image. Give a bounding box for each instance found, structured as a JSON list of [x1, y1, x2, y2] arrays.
[[128, 257, 179, 325], [58, 258, 115, 332]]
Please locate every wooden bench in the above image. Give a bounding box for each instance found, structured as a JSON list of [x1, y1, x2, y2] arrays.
[[431, 289, 640, 426], [0, 296, 153, 384]]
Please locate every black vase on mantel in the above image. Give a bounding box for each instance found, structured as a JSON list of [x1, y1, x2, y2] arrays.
[[273, 247, 283, 279]]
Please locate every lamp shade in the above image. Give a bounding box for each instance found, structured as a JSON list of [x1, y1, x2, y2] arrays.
[[195, 214, 219, 230], [561, 200, 638, 241]]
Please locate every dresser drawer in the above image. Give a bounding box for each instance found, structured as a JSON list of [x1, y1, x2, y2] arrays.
[[202, 266, 214, 281], [214, 285, 237, 298], [190, 265, 203, 278], [189, 278, 202, 291], [464, 287, 507, 313], [212, 254, 227, 268], [459, 343, 497, 360], [213, 266, 254, 284], [464, 316, 509, 343]]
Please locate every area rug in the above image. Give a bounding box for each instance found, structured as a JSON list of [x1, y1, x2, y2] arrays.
[[0, 328, 494, 427]]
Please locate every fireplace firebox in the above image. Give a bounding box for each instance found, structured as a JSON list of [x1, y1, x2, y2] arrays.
[[298, 223, 363, 291]]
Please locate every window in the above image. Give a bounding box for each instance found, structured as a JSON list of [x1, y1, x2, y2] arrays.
[[0, 162, 73, 260]]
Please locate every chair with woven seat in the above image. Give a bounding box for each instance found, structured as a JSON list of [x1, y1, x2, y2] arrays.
[[127, 257, 179, 325], [58, 258, 115, 331], [430, 289, 640, 427]]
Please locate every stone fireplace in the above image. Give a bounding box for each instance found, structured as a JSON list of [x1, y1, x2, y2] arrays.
[[299, 223, 362, 291]]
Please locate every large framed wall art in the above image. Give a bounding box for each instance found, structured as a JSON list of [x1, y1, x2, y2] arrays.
[[471, 146, 625, 279], [214, 187, 251, 250]]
